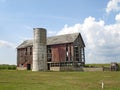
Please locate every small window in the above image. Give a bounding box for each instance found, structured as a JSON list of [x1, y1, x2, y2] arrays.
[[47, 46, 51, 53], [66, 44, 68, 51], [74, 46, 78, 51], [66, 57, 68, 61], [48, 49, 51, 53], [30, 47, 32, 55], [25, 48, 27, 55], [66, 44, 68, 61], [76, 58, 79, 61], [47, 58, 51, 62]]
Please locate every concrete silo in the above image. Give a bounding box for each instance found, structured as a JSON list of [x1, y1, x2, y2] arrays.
[[32, 28, 47, 71]]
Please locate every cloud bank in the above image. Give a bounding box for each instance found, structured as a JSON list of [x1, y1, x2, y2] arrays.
[[115, 13, 120, 22], [106, 0, 120, 13], [57, 15, 120, 63], [56, 0, 120, 63]]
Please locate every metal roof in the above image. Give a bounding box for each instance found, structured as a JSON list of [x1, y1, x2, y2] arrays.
[[17, 33, 80, 49], [17, 40, 33, 49]]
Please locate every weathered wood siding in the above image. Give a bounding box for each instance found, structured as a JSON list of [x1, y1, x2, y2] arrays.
[[73, 34, 85, 47], [73, 34, 85, 64], [17, 46, 33, 68], [51, 44, 66, 62], [17, 33, 85, 69], [50, 43, 74, 63]]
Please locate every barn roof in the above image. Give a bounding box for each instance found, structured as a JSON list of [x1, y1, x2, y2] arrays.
[[17, 40, 33, 49], [17, 33, 81, 49]]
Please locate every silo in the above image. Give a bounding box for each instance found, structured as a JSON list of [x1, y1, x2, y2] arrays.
[[32, 28, 47, 71]]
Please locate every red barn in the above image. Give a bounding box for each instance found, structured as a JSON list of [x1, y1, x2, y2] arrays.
[[17, 33, 85, 71]]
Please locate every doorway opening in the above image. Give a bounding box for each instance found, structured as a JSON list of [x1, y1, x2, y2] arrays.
[[47, 63, 50, 70], [27, 64, 31, 70]]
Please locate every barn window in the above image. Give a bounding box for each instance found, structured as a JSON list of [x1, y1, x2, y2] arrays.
[[66, 44, 68, 51], [74, 46, 80, 61], [66, 44, 68, 61], [81, 48, 85, 62], [66, 57, 68, 61], [30, 47, 32, 55], [47, 46, 51, 53], [25, 48, 27, 55], [47, 58, 51, 62], [47, 46, 52, 62], [69, 46, 72, 61], [74, 46, 78, 53]]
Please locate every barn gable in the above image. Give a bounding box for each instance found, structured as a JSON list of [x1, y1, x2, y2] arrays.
[[73, 33, 85, 47]]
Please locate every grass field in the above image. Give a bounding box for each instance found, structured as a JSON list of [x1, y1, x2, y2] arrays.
[[0, 70, 120, 90]]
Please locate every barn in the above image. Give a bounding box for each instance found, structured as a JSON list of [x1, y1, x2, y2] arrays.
[[17, 30, 85, 71]]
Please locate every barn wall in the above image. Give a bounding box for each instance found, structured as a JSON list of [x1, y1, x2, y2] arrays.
[[51, 44, 66, 62], [73, 34, 85, 47], [50, 43, 73, 63], [17, 46, 33, 69], [73, 34, 85, 64]]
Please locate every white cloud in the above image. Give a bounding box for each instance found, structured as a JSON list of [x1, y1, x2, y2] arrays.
[[57, 24, 81, 35], [115, 13, 120, 22], [106, 0, 120, 13], [0, 40, 16, 48], [57, 16, 120, 63]]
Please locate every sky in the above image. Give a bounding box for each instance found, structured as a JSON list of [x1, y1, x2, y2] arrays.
[[0, 0, 120, 64]]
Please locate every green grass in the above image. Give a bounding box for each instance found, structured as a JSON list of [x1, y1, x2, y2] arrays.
[[85, 63, 120, 67], [0, 70, 120, 90], [0, 65, 16, 70]]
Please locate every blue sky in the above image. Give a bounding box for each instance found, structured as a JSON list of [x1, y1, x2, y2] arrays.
[[0, 0, 120, 64]]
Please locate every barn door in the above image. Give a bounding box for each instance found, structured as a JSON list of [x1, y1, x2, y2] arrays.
[[27, 64, 31, 70], [47, 63, 50, 70]]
